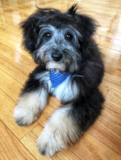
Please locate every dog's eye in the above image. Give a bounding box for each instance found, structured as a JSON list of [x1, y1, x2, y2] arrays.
[[45, 32, 51, 38], [65, 34, 73, 40]]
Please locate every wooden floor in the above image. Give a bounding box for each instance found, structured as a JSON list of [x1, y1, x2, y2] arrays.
[[0, 0, 121, 159]]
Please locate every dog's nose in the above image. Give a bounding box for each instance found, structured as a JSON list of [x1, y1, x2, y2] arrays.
[[51, 53, 62, 62]]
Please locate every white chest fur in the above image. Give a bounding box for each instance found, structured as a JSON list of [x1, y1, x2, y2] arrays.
[[35, 71, 79, 103], [51, 75, 79, 102]]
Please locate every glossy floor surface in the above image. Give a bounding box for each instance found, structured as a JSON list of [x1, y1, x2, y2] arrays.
[[0, 0, 121, 160]]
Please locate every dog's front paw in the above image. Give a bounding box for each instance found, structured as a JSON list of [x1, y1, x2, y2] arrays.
[[14, 105, 40, 126], [37, 127, 67, 156]]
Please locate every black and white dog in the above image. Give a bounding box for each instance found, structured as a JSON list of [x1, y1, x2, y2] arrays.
[[14, 4, 104, 156]]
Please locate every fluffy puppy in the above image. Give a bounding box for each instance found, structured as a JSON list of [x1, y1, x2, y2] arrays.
[[14, 4, 104, 156]]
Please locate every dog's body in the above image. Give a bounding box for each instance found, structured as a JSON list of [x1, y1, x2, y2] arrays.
[[14, 5, 104, 156]]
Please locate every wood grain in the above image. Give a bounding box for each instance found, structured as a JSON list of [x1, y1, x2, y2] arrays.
[[70, 132, 121, 160], [0, 43, 37, 70], [102, 101, 121, 127], [103, 55, 119, 74], [0, 120, 36, 160], [0, 28, 22, 43], [105, 89, 121, 108], [37, 104, 56, 126], [0, 53, 30, 84], [88, 116, 121, 155], [102, 79, 121, 92], [113, 69, 121, 79], [103, 72, 121, 86], [0, 69, 22, 102], [98, 82, 111, 96], [0, 90, 38, 140]]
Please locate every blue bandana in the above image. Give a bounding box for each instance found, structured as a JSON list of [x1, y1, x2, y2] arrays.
[[50, 71, 71, 88]]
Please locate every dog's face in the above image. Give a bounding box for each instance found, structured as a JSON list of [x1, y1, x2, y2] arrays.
[[34, 24, 81, 73], [21, 5, 96, 73]]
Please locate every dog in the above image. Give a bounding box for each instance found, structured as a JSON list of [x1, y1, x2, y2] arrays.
[[14, 4, 104, 156]]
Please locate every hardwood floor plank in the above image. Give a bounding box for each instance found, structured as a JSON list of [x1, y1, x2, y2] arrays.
[[0, 28, 22, 43], [98, 82, 111, 96], [88, 116, 121, 155], [37, 104, 56, 126], [69, 132, 121, 160], [0, 89, 38, 140], [0, 53, 30, 84], [79, 2, 121, 10], [0, 69, 22, 102], [0, 6, 35, 15], [117, 61, 121, 69], [96, 34, 121, 46], [0, 33, 30, 57], [2, 9, 28, 19], [102, 79, 121, 92], [0, 21, 21, 35], [99, 47, 121, 60], [0, 0, 29, 6], [0, 89, 15, 106], [103, 72, 121, 86], [0, 15, 20, 27], [113, 69, 121, 79], [105, 89, 121, 108], [102, 55, 119, 74], [0, 43, 36, 71], [97, 30, 121, 41], [102, 101, 121, 127], [0, 120, 36, 160], [48, 96, 61, 109], [96, 36, 121, 50]]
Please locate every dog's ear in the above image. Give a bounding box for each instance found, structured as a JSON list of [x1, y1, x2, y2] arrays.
[[76, 14, 96, 46], [20, 8, 49, 53], [20, 14, 40, 54], [76, 14, 96, 60], [67, 4, 96, 47], [20, 8, 61, 54]]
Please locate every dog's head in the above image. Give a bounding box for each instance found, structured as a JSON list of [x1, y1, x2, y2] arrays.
[[21, 4, 96, 73]]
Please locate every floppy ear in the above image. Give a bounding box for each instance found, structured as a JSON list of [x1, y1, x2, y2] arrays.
[[20, 8, 50, 54], [20, 8, 61, 54], [76, 14, 96, 47], [20, 15, 39, 53], [76, 14, 97, 60], [67, 4, 96, 47]]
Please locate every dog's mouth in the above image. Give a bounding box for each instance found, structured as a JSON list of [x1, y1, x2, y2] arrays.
[[46, 61, 66, 73]]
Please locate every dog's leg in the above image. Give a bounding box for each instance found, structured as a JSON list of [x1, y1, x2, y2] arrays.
[[37, 104, 82, 156], [37, 89, 103, 156], [14, 88, 48, 126], [14, 68, 49, 126]]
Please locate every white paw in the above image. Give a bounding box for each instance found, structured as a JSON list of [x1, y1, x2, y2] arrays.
[[14, 105, 40, 126], [37, 126, 67, 156]]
